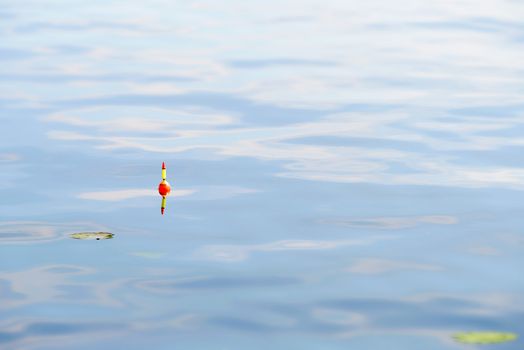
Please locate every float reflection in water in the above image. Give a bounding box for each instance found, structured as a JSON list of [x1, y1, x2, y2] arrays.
[[158, 162, 171, 215]]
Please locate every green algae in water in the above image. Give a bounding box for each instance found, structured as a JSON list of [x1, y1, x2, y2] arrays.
[[70, 232, 114, 240], [453, 332, 517, 344]]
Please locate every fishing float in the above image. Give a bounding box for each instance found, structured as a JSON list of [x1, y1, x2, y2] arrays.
[[158, 162, 171, 215]]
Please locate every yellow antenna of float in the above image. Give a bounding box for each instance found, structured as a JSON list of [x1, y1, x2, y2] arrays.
[[161, 196, 166, 215]]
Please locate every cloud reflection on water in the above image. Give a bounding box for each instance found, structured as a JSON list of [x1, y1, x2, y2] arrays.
[[346, 258, 442, 274], [195, 236, 396, 262], [0, 265, 96, 309], [0, 222, 106, 245], [319, 215, 457, 230], [41, 97, 524, 190], [137, 276, 301, 294], [203, 293, 524, 350], [77, 188, 194, 201], [0, 320, 126, 350]]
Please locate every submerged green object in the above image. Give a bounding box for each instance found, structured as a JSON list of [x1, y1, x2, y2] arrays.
[[70, 232, 114, 240], [452, 332, 517, 344]]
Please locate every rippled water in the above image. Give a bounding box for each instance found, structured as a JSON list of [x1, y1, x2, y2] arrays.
[[1, 1, 524, 349]]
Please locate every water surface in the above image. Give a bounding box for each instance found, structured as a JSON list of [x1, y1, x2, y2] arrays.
[[1, 1, 524, 349]]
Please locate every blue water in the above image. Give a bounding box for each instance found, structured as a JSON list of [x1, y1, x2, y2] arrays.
[[1, 1, 524, 349]]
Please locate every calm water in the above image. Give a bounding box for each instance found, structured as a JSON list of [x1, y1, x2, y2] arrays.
[[1, 1, 524, 349]]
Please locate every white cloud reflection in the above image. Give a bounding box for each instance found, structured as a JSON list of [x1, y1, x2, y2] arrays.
[[45, 107, 234, 132], [45, 105, 524, 190], [77, 188, 195, 201], [347, 258, 442, 274], [0, 221, 106, 244], [0, 265, 94, 309], [76, 186, 256, 202], [6, 0, 519, 191], [0, 153, 20, 162], [466, 246, 501, 256], [320, 215, 458, 229], [195, 236, 396, 262]]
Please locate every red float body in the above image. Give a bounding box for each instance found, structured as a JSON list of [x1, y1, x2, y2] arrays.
[[158, 181, 171, 196]]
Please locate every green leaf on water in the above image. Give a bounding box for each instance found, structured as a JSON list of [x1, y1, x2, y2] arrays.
[[452, 332, 517, 344], [70, 232, 114, 240]]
